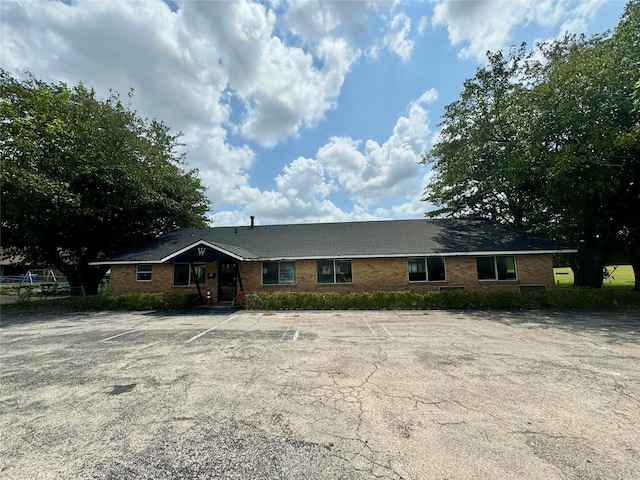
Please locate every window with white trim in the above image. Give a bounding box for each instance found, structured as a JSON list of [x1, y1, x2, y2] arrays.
[[173, 263, 205, 286], [262, 261, 296, 284], [136, 264, 152, 281], [317, 259, 352, 284], [476, 256, 517, 280], [408, 257, 446, 282]]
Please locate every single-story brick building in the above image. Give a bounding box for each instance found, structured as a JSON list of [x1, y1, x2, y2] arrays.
[[91, 218, 575, 303]]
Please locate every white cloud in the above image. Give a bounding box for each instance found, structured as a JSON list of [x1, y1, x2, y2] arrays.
[[283, 0, 420, 62], [189, 127, 256, 206], [210, 201, 384, 227], [416, 88, 439, 105], [555, 0, 606, 35], [237, 37, 344, 145], [416, 16, 429, 35], [316, 88, 435, 205], [384, 12, 414, 61], [1, 0, 364, 149], [208, 88, 438, 226], [7, 0, 553, 229], [179, 0, 363, 147], [2, 0, 435, 229], [283, 0, 396, 45], [219, 155, 340, 224], [431, 0, 608, 62], [432, 0, 527, 61], [275, 157, 335, 202]]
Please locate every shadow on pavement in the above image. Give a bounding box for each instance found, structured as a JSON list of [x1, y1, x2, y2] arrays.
[[462, 309, 640, 344]]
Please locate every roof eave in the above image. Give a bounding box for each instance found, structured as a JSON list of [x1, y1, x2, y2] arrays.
[[90, 248, 577, 265], [244, 249, 578, 262]]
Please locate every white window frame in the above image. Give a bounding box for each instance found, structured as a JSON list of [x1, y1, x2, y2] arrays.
[[262, 261, 296, 285], [317, 259, 353, 284], [173, 263, 205, 286], [408, 257, 447, 282], [136, 264, 152, 282], [476, 255, 518, 281]]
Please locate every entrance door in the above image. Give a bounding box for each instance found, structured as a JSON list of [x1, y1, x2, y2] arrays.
[[217, 262, 238, 302]]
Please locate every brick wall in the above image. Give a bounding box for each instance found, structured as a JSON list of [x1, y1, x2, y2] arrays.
[[109, 263, 218, 298], [109, 254, 555, 297], [442, 255, 554, 292]]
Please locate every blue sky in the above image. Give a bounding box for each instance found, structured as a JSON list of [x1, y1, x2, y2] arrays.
[[1, 0, 627, 226]]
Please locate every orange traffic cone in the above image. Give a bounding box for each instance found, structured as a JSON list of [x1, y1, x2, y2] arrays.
[[206, 290, 212, 304]]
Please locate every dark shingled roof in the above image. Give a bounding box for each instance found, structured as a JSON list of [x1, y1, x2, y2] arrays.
[[92, 218, 573, 264]]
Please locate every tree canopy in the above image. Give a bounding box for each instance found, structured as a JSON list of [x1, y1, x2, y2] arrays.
[[0, 71, 211, 293], [422, 0, 640, 289]]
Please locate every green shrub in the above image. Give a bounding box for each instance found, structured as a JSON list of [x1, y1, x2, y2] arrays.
[[59, 288, 640, 312], [67, 293, 198, 311], [239, 289, 639, 311]]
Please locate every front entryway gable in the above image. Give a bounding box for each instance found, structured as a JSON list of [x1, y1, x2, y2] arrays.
[[168, 242, 241, 263]]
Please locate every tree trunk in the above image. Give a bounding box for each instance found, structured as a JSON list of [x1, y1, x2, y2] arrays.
[[631, 252, 640, 292], [570, 247, 605, 288], [60, 264, 108, 295]]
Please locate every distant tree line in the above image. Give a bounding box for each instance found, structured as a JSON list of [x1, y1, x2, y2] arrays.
[[422, 0, 640, 290]]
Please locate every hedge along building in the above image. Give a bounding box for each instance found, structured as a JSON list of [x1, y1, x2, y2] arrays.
[[91, 218, 576, 303]]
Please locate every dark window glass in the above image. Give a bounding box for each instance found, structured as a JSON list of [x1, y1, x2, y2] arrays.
[[263, 261, 296, 284], [477, 257, 496, 280], [317, 260, 334, 284], [408, 258, 427, 281], [335, 260, 352, 283], [496, 256, 516, 280], [136, 264, 152, 281], [316, 260, 353, 283], [279, 261, 296, 284], [262, 262, 279, 284], [318, 260, 352, 283], [173, 264, 190, 286], [427, 257, 446, 281], [477, 256, 517, 280]]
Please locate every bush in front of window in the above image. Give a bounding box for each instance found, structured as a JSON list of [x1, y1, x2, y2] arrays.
[[67, 292, 199, 311], [22, 288, 637, 312], [239, 289, 636, 310]]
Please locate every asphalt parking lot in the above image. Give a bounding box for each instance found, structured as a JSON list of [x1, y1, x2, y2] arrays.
[[1, 308, 639, 479]]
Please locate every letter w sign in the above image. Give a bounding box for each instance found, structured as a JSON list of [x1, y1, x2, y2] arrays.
[[197, 247, 206, 257]]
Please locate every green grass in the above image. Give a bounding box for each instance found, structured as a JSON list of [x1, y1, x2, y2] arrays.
[[554, 265, 635, 287]]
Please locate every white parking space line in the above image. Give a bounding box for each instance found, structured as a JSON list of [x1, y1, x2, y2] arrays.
[[187, 315, 238, 343], [7, 334, 46, 343], [280, 324, 292, 341], [292, 327, 300, 341], [364, 319, 377, 336], [460, 326, 480, 337], [380, 324, 393, 338], [100, 329, 143, 343]]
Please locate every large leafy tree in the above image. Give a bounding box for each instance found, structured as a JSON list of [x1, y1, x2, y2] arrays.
[[1, 71, 211, 294], [422, 0, 640, 289], [422, 45, 544, 230], [530, 1, 639, 288], [613, 2, 640, 291]]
